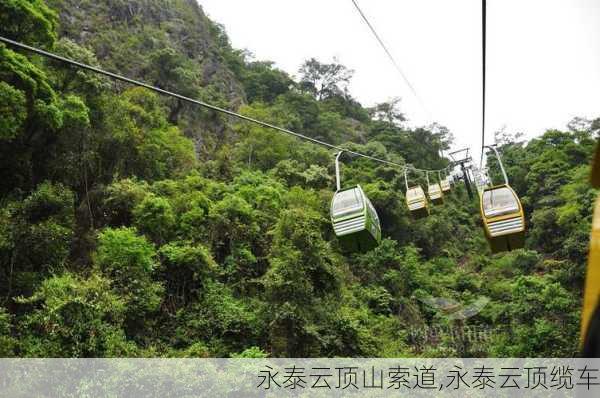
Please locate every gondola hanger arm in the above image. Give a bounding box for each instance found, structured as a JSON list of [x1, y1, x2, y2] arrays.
[[335, 151, 344, 192], [484, 145, 509, 185]]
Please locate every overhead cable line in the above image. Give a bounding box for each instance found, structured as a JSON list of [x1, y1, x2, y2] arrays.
[[349, 0, 431, 122], [480, 0, 487, 167], [0, 35, 449, 174]]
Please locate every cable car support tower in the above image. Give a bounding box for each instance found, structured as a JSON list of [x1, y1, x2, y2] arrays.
[[448, 148, 474, 199]]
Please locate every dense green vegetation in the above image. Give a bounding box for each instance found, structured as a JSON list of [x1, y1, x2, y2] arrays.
[[0, 0, 597, 357]]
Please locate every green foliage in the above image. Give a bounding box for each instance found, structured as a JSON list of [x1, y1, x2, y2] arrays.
[[369, 97, 406, 124], [16, 273, 135, 357], [264, 207, 342, 356], [158, 241, 216, 306], [148, 47, 200, 97], [488, 275, 579, 357], [241, 61, 293, 103], [0, 81, 27, 140], [0, 0, 593, 359], [95, 88, 196, 181], [0, 43, 65, 192], [0, 182, 74, 300], [95, 227, 163, 335], [52, 38, 110, 97], [493, 128, 595, 268], [0, 44, 58, 114], [102, 178, 150, 226], [0, 0, 58, 47], [0, 307, 17, 356], [299, 58, 353, 100], [133, 195, 176, 244], [174, 280, 262, 356], [96, 227, 157, 275], [230, 346, 268, 358]]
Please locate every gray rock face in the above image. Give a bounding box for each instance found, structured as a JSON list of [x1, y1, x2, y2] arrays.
[[47, 0, 246, 156]]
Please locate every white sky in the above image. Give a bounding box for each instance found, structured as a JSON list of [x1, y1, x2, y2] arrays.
[[197, 0, 600, 161]]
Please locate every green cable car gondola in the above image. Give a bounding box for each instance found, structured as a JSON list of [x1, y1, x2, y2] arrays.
[[330, 152, 381, 252], [480, 146, 525, 253]]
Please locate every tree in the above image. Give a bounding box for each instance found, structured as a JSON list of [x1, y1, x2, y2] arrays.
[[0, 0, 58, 47], [0, 44, 64, 193], [208, 194, 260, 263], [264, 207, 341, 356], [133, 195, 176, 244], [493, 126, 524, 146], [368, 97, 406, 125], [0, 307, 17, 356], [567, 116, 593, 133], [0, 0, 592, 359], [16, 273, 135, 357], [0, 81, 27, 141], [174, 280, 262, 356], [0, 182, 74, 303], [591, 118, 600, 137], [158, 241, 216, 308], [51, 38, 110, 98], [489, 275, 578, 357], [147, 47, 200, 122], [95, 227, 163, 335], [95, 88, 196, 182], [241, 61, 293, 103], [298, 58, 354, 100]]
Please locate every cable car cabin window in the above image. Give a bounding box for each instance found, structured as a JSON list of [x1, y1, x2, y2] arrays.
[[482, 187, 519, 218], [407, 188, 424, 201], [332, 188, 364, 217], [366, 198, 379, 224]]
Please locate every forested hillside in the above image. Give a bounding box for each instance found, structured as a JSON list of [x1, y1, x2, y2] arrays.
[[0, 0, 597, 357]]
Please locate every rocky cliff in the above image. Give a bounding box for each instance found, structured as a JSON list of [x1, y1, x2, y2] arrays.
[[47, 0, 246, 154]]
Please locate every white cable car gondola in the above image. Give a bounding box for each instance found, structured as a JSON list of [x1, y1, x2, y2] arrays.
[[480, 146, 526, 253], [330, 152, 381, 252], [404, 167, 429, 218]]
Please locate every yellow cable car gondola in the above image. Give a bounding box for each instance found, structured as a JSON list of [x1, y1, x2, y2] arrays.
[[580, 144, 600, 356], [440, 170, 451, 193], [427, 171, 444, 205], [473, 166, 493, 194], [479, 146, 525, 253], [404, 167, 429, 218]]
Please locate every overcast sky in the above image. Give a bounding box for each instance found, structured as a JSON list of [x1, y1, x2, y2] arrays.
[[197, 0, 600, 161]]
